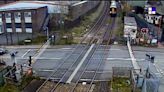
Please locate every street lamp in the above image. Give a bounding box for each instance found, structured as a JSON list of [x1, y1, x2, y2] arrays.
[[44, 27, 49, 41]]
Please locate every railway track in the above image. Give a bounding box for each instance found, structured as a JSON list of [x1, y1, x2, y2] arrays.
[[67, 16, 116, 92], [80, 1, 109, 44], [36, 1, 110, 92]]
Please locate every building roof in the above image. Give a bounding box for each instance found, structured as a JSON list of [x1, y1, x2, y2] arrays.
[[0, 2, 47, 11], [23, 1, 80, 6], [127, 1, 146, 7], [124, 16, 137, 26], [72, 1, 87, 6], [0, 1, 81, 13]]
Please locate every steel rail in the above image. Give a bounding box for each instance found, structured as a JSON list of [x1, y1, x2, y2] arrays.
[[36, 1, 108, 92], [80, 1, 108, 44], [68, 3, 113, 92], [85, 17, 116, 92], [49, 2, 109, 92]]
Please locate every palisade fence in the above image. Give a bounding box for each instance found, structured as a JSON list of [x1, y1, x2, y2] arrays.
[[112, 67, 137, 92], [141, 72, 160, 92], [112, 67, 132, 78]]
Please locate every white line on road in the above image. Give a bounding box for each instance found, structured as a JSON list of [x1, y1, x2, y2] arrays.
[[127, 41, 140, 74], [66, 44, 95, 83], [60, 48, 72, 50], [21, 49, 31, 58], [32, 40, 50, 64], [16, 57, 61, 60], [106, 58, 145, 61]]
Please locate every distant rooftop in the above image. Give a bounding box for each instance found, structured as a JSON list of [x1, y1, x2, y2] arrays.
[[124, 16, 137, 26], [0, 2, 47, 11], [72, 1, 87, 6], [22, 1, 80, 6], [127, 1, 146, 7], [0, 1, 81, 13]]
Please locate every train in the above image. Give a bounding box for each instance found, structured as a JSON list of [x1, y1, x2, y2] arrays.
[[109, 0, 117, 17]]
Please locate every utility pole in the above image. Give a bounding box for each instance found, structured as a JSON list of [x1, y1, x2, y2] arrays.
[[160, 16, 164, 42], [46, 27, 49, 41]]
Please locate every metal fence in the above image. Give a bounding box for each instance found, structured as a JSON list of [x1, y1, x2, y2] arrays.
[[112, 67, 132, 78], [141, 72, 160, 92]]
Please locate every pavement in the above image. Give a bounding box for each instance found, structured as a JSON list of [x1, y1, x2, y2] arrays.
[[0, 33, 33, 45]]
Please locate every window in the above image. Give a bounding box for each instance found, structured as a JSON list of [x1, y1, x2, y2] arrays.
[[24, 12, 31, 17], [6, 23, 12, 28], [0, 14, 1, 17], [151, 17, 153, 20], [0, 25, 2, 34], [14, 12, 21, 18], [5, 13, 11, 23], [15, 12, 21, 23], [25, 28, 32, 33], [0, 14, 2, 22], [24, 12, 32, 23], [5, 13, 11, 18], [7, 28, 12, 32], [25, 23, 32, 28], [16, 28, 22, 32], [15, 23, 21, 28]]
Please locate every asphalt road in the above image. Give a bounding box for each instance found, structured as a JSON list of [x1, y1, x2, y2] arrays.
[[2, 44, 164, 91]]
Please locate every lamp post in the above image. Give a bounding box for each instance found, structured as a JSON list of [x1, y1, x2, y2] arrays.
[[44, 27, 49, 41]]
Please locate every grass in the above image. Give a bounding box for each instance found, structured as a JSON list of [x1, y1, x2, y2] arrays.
[[31, 36, 47, 44], [0, 84, 19, 92], [112, 77, 132, 92], [71, 1, 105, 37], [18, 36, 47, 45], [51, 2, 105, 45]]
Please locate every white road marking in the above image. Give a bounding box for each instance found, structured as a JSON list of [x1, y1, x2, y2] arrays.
[[106, 58, 145, 61], [66, 44, 95, 83], [16, 57, 61, 60], [21, 49, 31, 58], [109, 49, 121, 50], [61, 48, 72, 50], [32, 40, 50, 64], [127, 41, 140, 74], [38, 69, 54, 72]]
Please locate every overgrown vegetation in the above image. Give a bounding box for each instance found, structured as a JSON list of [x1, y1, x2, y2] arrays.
[[18, 35, 47, 45], [71, 2, 104, 37], [0, 76, 40, 92], [112, 77, 131, 92], [54, 2, 105, 45]]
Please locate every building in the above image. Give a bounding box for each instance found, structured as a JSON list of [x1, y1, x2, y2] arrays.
[[0, 1, 100, 45], [144, 1, 164, 42], [0, 2, 51, 45], [0, 2, 48, 34], [124, 16, 137, 39]]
